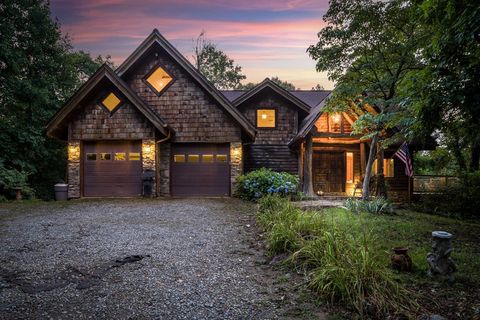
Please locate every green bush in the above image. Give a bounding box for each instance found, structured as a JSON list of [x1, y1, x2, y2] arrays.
[[415, 171, 480, 219], [235, 168, 299, 201], [343, 197, 393, 215], [0, 161, 35, 200]]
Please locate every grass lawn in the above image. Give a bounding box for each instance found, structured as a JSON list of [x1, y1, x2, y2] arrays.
[[257, 196, 480, 319]]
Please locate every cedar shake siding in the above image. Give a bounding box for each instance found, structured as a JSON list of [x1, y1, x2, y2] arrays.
[[123, 46, 242, 143]]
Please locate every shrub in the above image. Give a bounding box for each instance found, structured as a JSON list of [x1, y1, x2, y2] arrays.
[[0, 161, 34, 200], [343, 197, 393, 215], [235, 168, 299, 201]]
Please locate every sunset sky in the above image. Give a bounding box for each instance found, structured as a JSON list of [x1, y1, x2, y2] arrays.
[[50, 0, 333, 90]]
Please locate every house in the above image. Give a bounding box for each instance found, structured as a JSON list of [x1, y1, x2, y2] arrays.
[[46, 29, 426, 200]]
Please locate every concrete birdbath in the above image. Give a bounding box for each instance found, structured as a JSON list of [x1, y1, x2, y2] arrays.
[[427, 231, 457, 281]]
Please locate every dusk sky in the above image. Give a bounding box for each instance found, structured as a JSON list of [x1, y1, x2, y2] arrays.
[[50, 0, 333, 90]]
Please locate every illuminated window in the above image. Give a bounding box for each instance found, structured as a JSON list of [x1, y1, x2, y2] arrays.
[[174, 155, 185, 163], [188, 154, 199, 163], [129, 153, 141, 161], [372, 159, 394, 177], [114, 153, 126, 161], [86, 153, 97, 161], [257, 109, 275, 128], [145, 66, 173, 94], [216, 154, 228, 162], [346, 152, 354, 183], [202, 154, 214, 163], [100, 153, 111, 161], [101, 92, 121, 112]]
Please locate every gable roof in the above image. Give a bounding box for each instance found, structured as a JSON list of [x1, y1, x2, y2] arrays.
[[288, 92, 332, 147], [230, 79, 312, 112], [46, 64, 170, 139], [116, 29, 256, 139]]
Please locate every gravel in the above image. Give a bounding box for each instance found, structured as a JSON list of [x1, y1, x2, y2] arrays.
[[0, 198, 321, 320]]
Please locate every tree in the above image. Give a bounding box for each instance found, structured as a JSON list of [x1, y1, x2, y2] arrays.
[[237, 77, 297, 90], [307, 0, 425, 200], [410, 0, 480, 172], [0, 0, 110, 199], [312, 84, 325, 90], [193, 32, 246, 90]]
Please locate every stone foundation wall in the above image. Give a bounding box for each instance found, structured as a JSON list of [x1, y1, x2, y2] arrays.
[[230, 142, 243, 194], [67, 140, 81, 198], [158, 142, 171, 196], [142, 139, 156, 196]]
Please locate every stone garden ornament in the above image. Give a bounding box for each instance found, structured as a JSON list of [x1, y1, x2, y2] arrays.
[[427, 231, 456, 281]]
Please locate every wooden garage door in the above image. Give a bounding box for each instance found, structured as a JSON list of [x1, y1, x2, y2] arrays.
[[83, 141, 142, 197], [171, 143, 230, 196]]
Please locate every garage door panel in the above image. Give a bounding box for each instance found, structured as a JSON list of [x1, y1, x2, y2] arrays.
[[171, 143, 230, 197], [83, 141, 142, 197]]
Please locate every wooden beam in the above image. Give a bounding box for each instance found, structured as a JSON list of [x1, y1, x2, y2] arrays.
[[313, 132, 363, 138], [342, 112, 355, 126], [313, 137, 361, 144]]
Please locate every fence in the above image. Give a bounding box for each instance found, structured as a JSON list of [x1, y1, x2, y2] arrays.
[[413, 175, 459, 194]]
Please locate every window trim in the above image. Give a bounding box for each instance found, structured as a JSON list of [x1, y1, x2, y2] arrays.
[[255, 108, 277, 129], [142, 62, 176, 96]]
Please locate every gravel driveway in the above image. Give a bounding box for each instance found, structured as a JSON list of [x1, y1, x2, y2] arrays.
[[0, 198, 323, 320]]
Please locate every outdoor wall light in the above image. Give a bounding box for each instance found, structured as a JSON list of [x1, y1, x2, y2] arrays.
[[332, 113, 341, 123]]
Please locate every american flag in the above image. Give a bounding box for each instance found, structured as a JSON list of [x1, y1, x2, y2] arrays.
[[393, 142, 413, 177]]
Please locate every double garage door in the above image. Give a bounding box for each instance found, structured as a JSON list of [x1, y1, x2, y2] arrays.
[[83, 141, 230, 197]]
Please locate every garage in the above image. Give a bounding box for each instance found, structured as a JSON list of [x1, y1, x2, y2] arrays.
[[171, 143, 230, 196], [83, 141, 142, 197]]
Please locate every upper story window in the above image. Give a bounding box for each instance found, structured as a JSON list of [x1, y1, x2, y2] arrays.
[[145, 65, 173, 95], [101, 92, 122, 113], [256, 109, 276, 128]]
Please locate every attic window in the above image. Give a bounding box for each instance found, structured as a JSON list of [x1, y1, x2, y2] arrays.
[[101, 92, 121, 113], [145, 65, 173, 95], [257, 109, 276, 128]]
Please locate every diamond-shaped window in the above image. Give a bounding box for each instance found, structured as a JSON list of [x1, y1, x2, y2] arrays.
[[101, 92, 121, 112], [145, 66, 173, 94]]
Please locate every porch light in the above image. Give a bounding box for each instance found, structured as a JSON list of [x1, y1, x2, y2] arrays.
[[261, 113, 267, 120], [332, 113, 341, 123], [144, 146, 151, 153]]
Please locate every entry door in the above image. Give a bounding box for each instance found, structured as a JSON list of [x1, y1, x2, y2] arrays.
[[171, 143, 230, 196], [83, 141, 142, 197], [313, 152, 345, 193]]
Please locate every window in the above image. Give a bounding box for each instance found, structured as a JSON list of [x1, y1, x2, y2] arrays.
[[346, 152, 354, 183], [114, 153, 126, 161], [202, 154, 214, 163], [372, 159, 394, 177], [256, 109, 275, 128], [129, 152, 141, 161], [188, 154, 199, 163], [174, 155, 185, 163], [101, 92, 121, 112], [145, 66, 173, 94], [99, 153, 111, 161], [216, 154, 228, 162], [86, 153, 97, 161]]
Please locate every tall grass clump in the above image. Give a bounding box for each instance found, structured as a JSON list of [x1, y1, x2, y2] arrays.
[[343, 197, 394, 215]]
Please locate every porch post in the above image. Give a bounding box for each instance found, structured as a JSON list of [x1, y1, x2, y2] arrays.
[[302, 133, 315, 196], [360, 142, 366, 175]]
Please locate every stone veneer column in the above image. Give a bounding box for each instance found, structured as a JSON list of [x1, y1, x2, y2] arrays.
[[158, 142, 171, 196], [142, 139, 156, 196], [230, 142, 243, 195], [67, 140, 81, 198]]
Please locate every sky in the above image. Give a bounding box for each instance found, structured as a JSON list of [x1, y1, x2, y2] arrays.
[[50, 0, 333, 90]]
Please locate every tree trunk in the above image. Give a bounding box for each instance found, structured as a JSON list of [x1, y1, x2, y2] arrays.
[[303, 134, 315, 196], [375, 141, 387, 198], [469, 141, 480, 171], [362, 134, 378, 200]]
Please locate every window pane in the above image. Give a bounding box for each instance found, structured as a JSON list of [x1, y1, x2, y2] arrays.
[[100, 153, 111, 161], [114, 153, 126, 161], [384, 159, 394, 177], [257, 109, 275, 128], [146, 66, 173, 93], [202, 154, 214, 163], [174, 155, 185, 163], [101, 92, 121, 112], [216, 154, 228, 162], [346, 152, 354, 183], [188, 154, 199, 163], [86, 153, 97, 161], [129, 152, 141, 161]]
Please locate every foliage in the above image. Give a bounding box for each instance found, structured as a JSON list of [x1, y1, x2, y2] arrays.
[[237, 77, 297, 91], [0, 0, 110, 199], [414, 148, 459, 175], [415, 171, 480, 219], [343, 197, 394, 215], [235, 168, 298, 201], [193, 31, 246, 90], [0, 160, 34, 199], [257, 196, 416, 317]]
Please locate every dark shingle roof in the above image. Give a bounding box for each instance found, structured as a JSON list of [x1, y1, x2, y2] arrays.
[[220, 90, 247, 102]]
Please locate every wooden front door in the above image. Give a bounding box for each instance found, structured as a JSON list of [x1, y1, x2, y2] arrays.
[[313, 152, 345, 193]]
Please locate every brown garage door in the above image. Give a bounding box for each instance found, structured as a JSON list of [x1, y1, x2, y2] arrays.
[[171, 143, 230, 196], [83, 141, 142, 197]]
